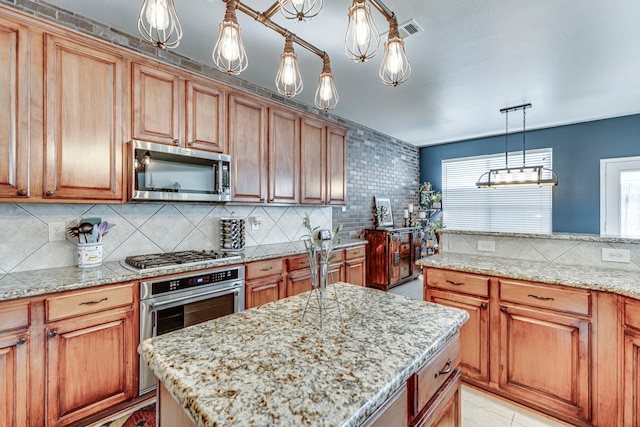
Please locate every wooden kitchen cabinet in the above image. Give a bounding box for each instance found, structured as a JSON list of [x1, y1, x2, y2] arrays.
[[285, 254, 314, 297], [45, 284, 135, 427], [132, 62, 226, 153], [0, 16, 30, 199], [228, 93, 268, 203], [245, 259, 284, 309], [365, 228, 420, 290], [0, 300, 30, 427], [300, 117, 326, 205], [345, 246, 366, 286], [43, 34, 124, 201], [326, 126, 346, 205], [621, 297, 640, 426], [268, 107, 300, 204]]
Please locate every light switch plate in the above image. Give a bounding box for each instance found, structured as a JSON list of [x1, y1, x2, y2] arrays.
[[48, 222, 66, 241], [477, 240, 496, 252], [601, 248, 631, 263]]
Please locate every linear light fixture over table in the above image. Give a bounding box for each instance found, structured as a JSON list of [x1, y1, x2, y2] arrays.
[[476, 103, 559, 188], [138, 0, 410, 111]]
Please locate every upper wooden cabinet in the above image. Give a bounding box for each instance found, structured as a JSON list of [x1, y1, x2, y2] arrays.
[[300, 117, 326, 205], [326, 127, 346, 205], [132, 62, 226, 153], [43, 34, 124, 201], [269, 107, 300, 204], [0, 17, 29, 199]]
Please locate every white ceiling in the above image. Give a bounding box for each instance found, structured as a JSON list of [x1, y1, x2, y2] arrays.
[[42, 0, 640, 147]]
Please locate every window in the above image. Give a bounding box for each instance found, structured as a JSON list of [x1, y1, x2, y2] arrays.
[[442, 148, 553, 233], [600, 156, 640, 237]]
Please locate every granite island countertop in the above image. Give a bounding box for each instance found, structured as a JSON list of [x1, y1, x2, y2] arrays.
[[139, 283, 469, 427], [417, 253, 640, 299], [0, 239, 367, 302]]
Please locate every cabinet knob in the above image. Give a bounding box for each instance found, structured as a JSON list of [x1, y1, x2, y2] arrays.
[[481, 303, 487, 309], [173, 139, 179, 145], [500, 307, 507, 313], [269, 198, 274, 202], [16, 337, 27, 346], [260, 198, 265, 203], [280, 276, 284, 282], [187, 141, 194, 147], [17, 189, 27, 196], [46, 190, 55, 197], [48, 330, 59, 338]]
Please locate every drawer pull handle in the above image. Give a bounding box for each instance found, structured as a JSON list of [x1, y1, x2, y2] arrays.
[[260, 267, 273, 272], [481, 303, 487, 309], [48, 330, 58, 338], [16, 337, 27, 346], [435, 359, 452, 378], [18, 189, 27, 196], [79, 297, 108, 305], [528, 294, 555, 301], [446, 280, 464, 286]]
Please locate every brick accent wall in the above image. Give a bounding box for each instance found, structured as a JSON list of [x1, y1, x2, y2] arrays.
[[1, 0, 420, 240]]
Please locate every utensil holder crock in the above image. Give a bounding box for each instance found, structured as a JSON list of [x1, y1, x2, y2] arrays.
[[76, 242, 103, 268]]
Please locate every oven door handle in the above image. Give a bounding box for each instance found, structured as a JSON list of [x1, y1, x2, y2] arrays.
[[148, 284, 242, 309]]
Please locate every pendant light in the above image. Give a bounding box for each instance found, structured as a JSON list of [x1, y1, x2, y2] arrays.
[[137, 0, 183, 49], [212, 0, 249, 75], [315, 56, 339, 111], [476, 103, 559, 188], [276, 35, 304, 98], [278, 0, 323, 22], [345, 0, 380, 62], [379, 19, 411, 86]]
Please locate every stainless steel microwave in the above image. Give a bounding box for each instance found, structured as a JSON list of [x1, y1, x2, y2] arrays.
[[128, 140, 232, 202]]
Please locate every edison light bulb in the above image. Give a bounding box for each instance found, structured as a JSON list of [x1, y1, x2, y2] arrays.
[[353, 8, 370, 47], [221, 26, 240, 62], [505, 171, 512, 183], [282, 56, 297, 86], [385, 41, 404, 74], [146, 0, 170, 31], [493, 172, 501, 184], [319, 75, 333, 101], [291, 0, 305, 7]]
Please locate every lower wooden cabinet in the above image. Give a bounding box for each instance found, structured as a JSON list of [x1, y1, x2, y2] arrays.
[[0, 330, 29, 427], [413, 370, 461, 427], [345, 246, 366, 286], [623, 330, 640, 426], [245, 259, 285, 309]]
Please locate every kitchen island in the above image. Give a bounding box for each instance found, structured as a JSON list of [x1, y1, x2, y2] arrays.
[[139, 283, 469, 427]]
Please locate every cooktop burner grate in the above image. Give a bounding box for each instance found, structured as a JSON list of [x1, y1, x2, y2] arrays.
[[122, 250, 241, 271]]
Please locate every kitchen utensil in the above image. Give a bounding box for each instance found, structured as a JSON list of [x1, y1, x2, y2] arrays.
[[78, 223, 93, 244], [80, 217, 102, 226], [97, 221, 109, 242]]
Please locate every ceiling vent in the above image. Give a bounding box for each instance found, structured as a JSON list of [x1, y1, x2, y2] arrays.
[[398, 19, 424, 39]]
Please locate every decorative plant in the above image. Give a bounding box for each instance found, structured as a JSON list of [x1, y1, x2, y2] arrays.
[[427, 218, 444, 234], [302, 213, 342, 265], [431, 192, 442, 203]]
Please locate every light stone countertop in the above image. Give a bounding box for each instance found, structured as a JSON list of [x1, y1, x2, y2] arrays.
[[0, 239, 367, 302], [416, 253, 640, 299], [138, 283, 469, 427]]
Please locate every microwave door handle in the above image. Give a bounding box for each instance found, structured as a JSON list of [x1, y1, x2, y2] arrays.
[[216, 161, 222, 194], [148, 285, 241, 310]]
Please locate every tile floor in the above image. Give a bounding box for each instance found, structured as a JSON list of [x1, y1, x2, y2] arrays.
[[389, 278, 568, 427]]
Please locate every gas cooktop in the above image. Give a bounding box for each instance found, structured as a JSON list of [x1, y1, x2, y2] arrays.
[[120, 250, 242, 273]]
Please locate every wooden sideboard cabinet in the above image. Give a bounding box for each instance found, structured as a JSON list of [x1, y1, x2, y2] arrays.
[[365, 228, 421, 291]]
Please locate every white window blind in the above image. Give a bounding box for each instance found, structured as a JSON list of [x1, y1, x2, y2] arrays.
[[442, 148, 553, 234]]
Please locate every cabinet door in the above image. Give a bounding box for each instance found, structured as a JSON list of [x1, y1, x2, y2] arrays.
[[389, 234, 402, 285], [428, 289, 489, 383], [44, 35, 124, 201], [414, 371, 461, 427], [623, 330, 640, 426], [287, 269, 314, 297], [132, 62, 181, 145], [345, 258, 366, 287], [268, 108, 299, 204], [246, 275, 283, 309], [326, 126, 346, 205], [0, 332, 29, 427], [46, 309, 135, 426], [0, 18, 29, 199], [185, 79, 225, 153], [229, 94, 268, 203], [499, 304, 590, 422], [329, 262, 345, 284], [300, 117, 325, 204]]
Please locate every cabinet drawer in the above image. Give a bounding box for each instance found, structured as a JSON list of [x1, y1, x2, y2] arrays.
[[246, 259, 283, 280], [362, 384, 408, 427], [623, 298, 640, 331], [499, 279, 591, 316], [413, 334, 460, 416], [287, 255, 312, 271], [426, 269, 489, 298], [346, 246, 365, 260], [0, 300, 30, 333], [330, 249, 344, 264], [46, 283, 134, 322]]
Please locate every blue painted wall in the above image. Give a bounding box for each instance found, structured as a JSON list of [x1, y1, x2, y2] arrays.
[[419, 114, 640, 233]]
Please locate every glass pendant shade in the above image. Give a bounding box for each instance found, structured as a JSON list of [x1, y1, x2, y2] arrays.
[[279, 0, 323, 22], [137, 0, 183, 49], [379, 32, 411, 86], [345, 0, 380, 62], [314, 57, 339, 111], [276, 37, 303, 98], [212, 1, 248, 75]]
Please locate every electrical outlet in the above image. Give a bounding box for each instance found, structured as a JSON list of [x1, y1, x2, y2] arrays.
[[601, 248, 631, 263], [341, 206, 347, 212], [477, 240, 496, 252], [48, 222, 66, 241]]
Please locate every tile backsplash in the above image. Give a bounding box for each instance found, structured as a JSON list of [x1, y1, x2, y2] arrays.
[[0, 203, 332, 273], [440, 231, 640, 272]]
